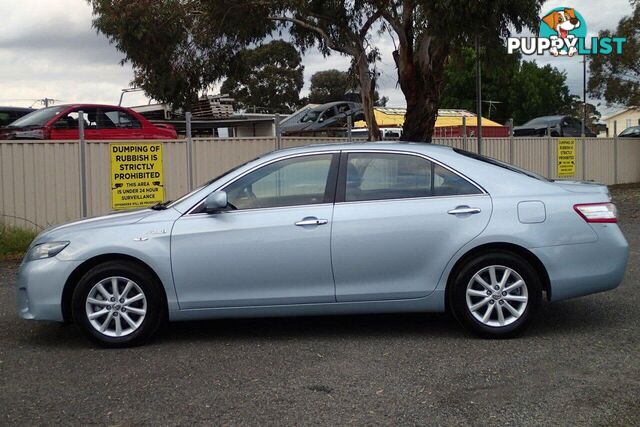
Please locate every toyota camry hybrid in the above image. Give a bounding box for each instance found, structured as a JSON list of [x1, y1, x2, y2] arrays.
[[17, 143, 629, 347]]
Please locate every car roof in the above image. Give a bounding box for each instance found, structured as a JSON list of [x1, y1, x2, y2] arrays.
[[528, 115, 565, 122], [0, 106, 35, 112], [267, 141, 455, 157], [41, 104, 135, 110], [308, 101, 358, 111]]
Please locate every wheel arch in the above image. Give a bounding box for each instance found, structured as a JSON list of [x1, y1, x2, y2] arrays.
[[61, 253, 168, 322], [445, 242, 551, 305]]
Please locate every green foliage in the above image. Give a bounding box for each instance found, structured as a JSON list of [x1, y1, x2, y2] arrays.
[[308, 69, 387, 106], [220, 41, 304, 114], [308, 70, 352, 105], [440, 47, 577, 125], [0, 223, 36, 258], [588, 3, 640, 106], [89, 0, 275, 110], [559, 97, 601, 130]]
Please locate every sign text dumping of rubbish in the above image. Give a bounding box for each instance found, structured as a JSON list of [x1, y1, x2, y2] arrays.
[[110, 143, 164, 210], [557, 138, 576, 177]]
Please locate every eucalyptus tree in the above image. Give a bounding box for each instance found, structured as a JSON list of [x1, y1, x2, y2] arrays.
[[90, 0, 385, 139], [221, 40, 305, 113], [374, 0, 544, 141], [90, 0, 276, 110], [269, 1, 384, 139]]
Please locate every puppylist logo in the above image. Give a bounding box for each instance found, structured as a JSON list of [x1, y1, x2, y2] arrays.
[[508, 7, 627, 56]]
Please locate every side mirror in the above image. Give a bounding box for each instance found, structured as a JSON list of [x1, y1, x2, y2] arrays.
[[204, 191, 228, 213]]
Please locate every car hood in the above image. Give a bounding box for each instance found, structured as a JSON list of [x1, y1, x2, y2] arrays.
[[35, 209, 156, 243], [281, 121, 312, 133], [0, 126, 45, 140]]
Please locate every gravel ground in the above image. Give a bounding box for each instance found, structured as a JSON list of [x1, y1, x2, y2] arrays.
[[0, 185, 638, 425]]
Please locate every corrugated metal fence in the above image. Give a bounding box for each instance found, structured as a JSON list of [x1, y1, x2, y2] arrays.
[[1, 136, 639, 230]]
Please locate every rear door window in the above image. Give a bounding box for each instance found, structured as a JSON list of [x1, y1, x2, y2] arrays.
[[100, 109, 142, 129], [342, 152, 482, 202]]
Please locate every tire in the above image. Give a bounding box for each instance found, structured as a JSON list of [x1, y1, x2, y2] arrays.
[[71, 261, 165, 347], [449, 251, 542, 338]]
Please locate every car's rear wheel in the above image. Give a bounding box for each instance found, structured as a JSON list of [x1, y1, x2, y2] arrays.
[[449, 251, 542, 338], [71, 261, 165, 347]]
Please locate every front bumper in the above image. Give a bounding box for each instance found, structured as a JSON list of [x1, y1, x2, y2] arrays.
[[531, 223, 629, 302], [16, 257, 82, 321]]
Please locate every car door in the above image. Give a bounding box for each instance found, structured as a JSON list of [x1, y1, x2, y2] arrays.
[[331, 151, 492, 302], [97, 107, 145, 139], [315, 106, 337, 129], [171, 152, 339, 309], [49, 107, 101, 139]]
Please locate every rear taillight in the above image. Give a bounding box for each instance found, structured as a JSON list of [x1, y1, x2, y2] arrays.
[[573, 203, 617, 223]]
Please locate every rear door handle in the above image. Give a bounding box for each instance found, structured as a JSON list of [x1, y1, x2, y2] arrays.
[[295, 217, 328, 226], [448, 206, 481, 215]]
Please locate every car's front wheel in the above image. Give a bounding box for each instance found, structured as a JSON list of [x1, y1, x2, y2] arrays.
[[71, 261, 165, 347], [449, 251, 542, 338]]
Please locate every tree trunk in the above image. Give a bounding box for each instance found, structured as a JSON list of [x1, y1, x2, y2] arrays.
[[355, 53, 381, 141], [394, 35, 449, 142]]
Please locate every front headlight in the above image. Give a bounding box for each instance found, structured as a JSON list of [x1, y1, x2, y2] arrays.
[[26, 241, 70, 261]]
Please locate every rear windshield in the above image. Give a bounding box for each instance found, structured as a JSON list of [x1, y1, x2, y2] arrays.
[[8, 106, 67, 127], [522, 116, 557, 127], [453, 148, 551, 181]]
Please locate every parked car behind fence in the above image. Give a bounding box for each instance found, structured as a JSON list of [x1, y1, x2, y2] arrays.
[[0, 106, 35, 127], [619, 126, 640, 138], [0, 104, 177, 140], [513, 115, 596, 137]]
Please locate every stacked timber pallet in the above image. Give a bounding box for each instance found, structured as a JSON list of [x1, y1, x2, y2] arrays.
[[192, 94, 235, 118]]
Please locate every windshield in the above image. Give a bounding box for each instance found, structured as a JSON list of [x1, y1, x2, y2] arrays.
[[453, 148, 552, 181], [300, 110, 321, 123], [521, 116, 557, 127], [8, 106, 67, 127], [620, 126, 640, 136], [167, 157, 261, 209]]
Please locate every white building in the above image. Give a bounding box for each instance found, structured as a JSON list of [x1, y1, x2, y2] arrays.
[[602, 107, 640, 136]]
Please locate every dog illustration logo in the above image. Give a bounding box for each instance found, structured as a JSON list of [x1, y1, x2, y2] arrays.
[[540, 7, 586, 56], [508, 7, 625, 57]]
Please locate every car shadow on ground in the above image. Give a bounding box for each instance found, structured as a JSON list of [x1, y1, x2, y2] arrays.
[[20, 296, 624, 349]]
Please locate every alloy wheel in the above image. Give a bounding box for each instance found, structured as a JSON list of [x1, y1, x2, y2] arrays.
[[465, 265, 528, 327], [85, 276, 147, 337]]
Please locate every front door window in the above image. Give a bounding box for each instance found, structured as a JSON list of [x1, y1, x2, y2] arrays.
[[225, 154, 334, 210]]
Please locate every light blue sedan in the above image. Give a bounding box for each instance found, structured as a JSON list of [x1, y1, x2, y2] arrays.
[[17, 143, 629, 347]]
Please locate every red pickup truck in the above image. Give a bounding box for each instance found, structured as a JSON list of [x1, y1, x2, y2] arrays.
[[0, 104, 177, 140]]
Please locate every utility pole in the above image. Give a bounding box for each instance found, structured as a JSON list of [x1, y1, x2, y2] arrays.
[[39, 98, 56, 107], [475, 35, 483, 154]]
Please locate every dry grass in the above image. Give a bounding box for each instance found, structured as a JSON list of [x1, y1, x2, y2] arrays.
[[0, 223, 37, 260]]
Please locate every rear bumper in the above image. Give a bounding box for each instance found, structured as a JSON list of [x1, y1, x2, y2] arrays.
[[531, 223, 629, 302], [16, 258, 81, 322]]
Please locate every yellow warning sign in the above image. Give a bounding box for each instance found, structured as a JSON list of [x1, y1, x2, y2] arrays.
[[557, 138, 576, 177], [110, 143, 164, 210]]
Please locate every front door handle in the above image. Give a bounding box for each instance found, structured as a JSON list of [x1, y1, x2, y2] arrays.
[[448, 206, 481, 215], [295, 217, 328, 226]]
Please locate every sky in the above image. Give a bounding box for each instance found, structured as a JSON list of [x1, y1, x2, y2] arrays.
[[0, 0, 634, 118]]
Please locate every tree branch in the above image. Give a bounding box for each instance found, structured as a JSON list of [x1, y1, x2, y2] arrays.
[[359, 10, 383, 39], [269, 15, 356, 56]]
